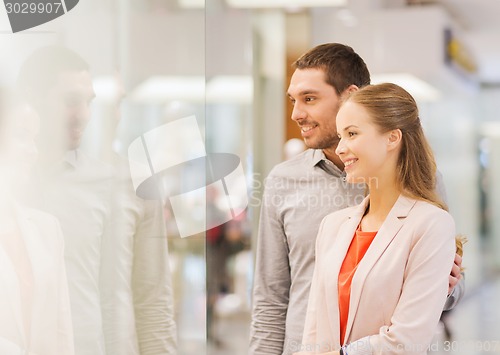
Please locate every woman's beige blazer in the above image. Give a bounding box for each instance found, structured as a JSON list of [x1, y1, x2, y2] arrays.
[[299, 195, 455, 355]]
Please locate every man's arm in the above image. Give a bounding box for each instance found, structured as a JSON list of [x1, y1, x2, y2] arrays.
[[132, 199, 177, 354], [100, 177, 140, 355], [444, 254, 465, 311], [249, 179, 291, 355], [436, 170, 465, 311]]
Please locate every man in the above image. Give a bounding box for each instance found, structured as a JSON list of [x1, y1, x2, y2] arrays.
[[249, 43, 464, 355], [17, 45, 176, 355]]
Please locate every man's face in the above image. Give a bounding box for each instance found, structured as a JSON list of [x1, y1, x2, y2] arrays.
[[43, 70, 96, 151], [287, 68, 344, 160]]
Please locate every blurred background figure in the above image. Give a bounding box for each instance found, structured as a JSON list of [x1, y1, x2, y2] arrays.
[[283, 138, 306, 161], [0, 89, 74, 354], [17, 45, 113, 355], [206, 178, 249, 343]]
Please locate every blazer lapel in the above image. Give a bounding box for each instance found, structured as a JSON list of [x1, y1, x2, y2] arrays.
[[325, 197, 370, 345], [15, 205, 38, 269], [343, 195, 417, 343], [0, 242, 24, 332], [0, 204, 35, 345]]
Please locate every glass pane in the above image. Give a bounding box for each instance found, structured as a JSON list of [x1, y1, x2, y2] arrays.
[[1, 0, 205, 354]]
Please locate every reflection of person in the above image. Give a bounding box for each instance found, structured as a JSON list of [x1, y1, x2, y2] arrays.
[[249, 43, 464, 355], [17, 45, 112, 355], [17, 46, 177, 355], [99, 72, 177, 355], [0, 92, 74, 354], [296, 83, 456, 355]]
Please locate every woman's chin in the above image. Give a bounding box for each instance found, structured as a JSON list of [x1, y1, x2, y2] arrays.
[[345, 174, 369, 185]]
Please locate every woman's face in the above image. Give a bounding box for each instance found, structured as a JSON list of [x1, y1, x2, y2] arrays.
[[335, 101, 395, 185], [0, 103, 40, 185]]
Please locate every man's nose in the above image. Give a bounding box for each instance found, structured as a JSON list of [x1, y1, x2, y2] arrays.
[[291, 102, 306, 122]]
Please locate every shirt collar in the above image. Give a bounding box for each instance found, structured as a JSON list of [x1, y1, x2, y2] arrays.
[[310, 149, 344, 178], [62, 150, 80, 169], [310, 149, 325, 167]]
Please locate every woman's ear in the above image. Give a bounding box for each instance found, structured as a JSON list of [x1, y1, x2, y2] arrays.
[[387, 129, 402, 151]]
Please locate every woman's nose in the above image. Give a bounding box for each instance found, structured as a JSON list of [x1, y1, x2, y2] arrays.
[[335, 138, 346, 156]]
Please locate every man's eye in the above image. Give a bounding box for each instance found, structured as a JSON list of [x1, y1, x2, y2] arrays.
[[305, 97, 315, 102]]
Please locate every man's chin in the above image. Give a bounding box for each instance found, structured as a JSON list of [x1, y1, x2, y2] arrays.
[[304, 137, 339, 150], [303, 138, 325, 150], [303, 137, 316, 149]]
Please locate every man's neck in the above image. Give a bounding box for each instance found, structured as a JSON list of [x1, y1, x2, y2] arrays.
[[322, 148, 344, 171], [38, 148, 77, 168]]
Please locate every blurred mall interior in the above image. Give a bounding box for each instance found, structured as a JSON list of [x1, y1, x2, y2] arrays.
[[1, 0, 500, 354]]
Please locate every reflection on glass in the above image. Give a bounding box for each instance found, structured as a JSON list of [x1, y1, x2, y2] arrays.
[[16, 44, 178, 355], [0, 90, 74, 354]]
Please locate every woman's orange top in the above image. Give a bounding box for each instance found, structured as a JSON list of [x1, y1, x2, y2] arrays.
[[338, 226, 377, 344]]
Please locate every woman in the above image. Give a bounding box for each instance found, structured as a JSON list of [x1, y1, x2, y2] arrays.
[[296, 83, 456, 355], [0, 91, 74, 354]]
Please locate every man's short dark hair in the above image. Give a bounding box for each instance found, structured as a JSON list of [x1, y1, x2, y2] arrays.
[[293, 43, 371, 95], [17, 45, 89, 103]]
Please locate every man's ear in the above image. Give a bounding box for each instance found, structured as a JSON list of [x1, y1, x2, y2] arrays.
[[387, 129, 402, 151], [340, 85, 359, 100]]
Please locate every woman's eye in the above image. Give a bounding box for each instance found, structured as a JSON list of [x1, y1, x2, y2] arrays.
[[348, 132, 356, 137]]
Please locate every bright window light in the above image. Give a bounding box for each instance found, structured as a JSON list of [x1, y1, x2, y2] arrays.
[[178, 0, 204, 9], [131, 76, 206, 103], [226, 0, 346, 8], [370, 73, 442, 102], [206, 75, 253, 104], [130, 75, 253, 104], [93, 76, 120, 101]]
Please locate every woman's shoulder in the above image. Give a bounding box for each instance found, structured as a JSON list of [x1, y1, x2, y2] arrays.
[[411, 199, 453, 220], [408, 199, 455, 234]]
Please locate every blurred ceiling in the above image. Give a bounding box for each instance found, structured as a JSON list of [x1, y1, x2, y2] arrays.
[[335, 0, 500, 84], [431, 0, 500, 84], [184, 0, 500, 84]]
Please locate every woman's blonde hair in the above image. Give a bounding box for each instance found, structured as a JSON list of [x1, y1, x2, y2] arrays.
[[345, 83, 447, 211]]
